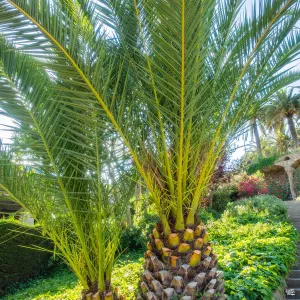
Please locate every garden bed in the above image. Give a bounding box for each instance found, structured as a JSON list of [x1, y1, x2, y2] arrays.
[[2, 195, 298, 300]]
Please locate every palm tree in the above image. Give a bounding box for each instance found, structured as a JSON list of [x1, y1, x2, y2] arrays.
[[0, 45, 135, 298], [0, 0, 299, 299], [252, 118, 264, 157], [265, 88, 300, 149]]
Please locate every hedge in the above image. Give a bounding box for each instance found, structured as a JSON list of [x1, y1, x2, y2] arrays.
[[0, 219, 53, 296]]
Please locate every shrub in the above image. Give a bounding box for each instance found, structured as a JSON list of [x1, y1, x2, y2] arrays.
[[226, 194, 288, 221], [212, 173, 268, 213], [119, 226, 145, 251], [120, 211, 159, 252], [198, 207, 221, 223], [207, 195, 298, 299], [266, 168, 300, 201], [212, 184, 237, 212], [234, 173, 268, 198], [0, 219, 53, 295]]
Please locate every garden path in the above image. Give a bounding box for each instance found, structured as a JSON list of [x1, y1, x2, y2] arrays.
[[285, 201, 300, 299]]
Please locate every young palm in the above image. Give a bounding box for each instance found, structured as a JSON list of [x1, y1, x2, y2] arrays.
[[0, 43, 135, 299], [265, 88, 300, 149], [0, 0, 299, 299]]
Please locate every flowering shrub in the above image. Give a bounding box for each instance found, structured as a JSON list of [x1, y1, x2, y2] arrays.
[[212, 173, 268, 211], [235, 173, 268, 198]]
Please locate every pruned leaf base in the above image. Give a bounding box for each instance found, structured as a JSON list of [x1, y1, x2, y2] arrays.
[[81, 286, 124, 300], [140, 223, 226, 299]]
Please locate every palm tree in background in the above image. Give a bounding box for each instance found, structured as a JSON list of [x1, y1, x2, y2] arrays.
[[265, 89, 300, 149], [0, 0, 299, 298]]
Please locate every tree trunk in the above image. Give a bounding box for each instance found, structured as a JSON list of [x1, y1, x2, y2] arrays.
[[127, 205, 132, 227], [253, 119, 263, 157], [81, 285, 121, 300], [287, 116, 299, 149], [286, 167, 297, 201], [140, 222, 226, 299]]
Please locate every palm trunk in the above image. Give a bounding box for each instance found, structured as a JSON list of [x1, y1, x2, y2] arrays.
[[81, 285, 120, 300], [140, 221, 226, 299], [127, 205, 132, 227], [287, 116, 299, 149], [253, 119, 263, 157]]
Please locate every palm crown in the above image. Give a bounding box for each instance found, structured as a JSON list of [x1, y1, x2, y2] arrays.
[[265, 88, 300, 148]]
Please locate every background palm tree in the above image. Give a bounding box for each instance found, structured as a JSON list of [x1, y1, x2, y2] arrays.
[[265, 88, 300, 149], [252, 118, 264, 157], [0, 0, 299, 299]]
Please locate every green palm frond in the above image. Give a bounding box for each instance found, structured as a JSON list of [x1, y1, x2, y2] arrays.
[[0, 39, 135, 292], [0, 0, 299, 234]]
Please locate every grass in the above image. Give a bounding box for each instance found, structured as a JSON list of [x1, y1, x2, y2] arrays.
[[2, 195, 298, 300]]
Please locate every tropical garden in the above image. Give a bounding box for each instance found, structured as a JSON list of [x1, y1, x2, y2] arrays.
[[0, 0, 299, 299]]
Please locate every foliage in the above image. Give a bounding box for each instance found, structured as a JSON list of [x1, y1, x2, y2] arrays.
[[207, 195, 298, 299], [2, 252, 143, 300], [0, 219, 53, 295], [2, 266, 81, 300], [212, 173, 268, 212], [120, 209, 159, 252], [3, 195, 297, 300], [0, 0, 298, 238], [264, 88, 300, 148], [247, 155, 279, 175], [211, 184, 237, 212], [234, 173, 268, 198], [111, 252, 144, 299]]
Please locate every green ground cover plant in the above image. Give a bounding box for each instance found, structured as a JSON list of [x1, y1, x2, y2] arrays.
[[0, 218, 52, 296], [3, 195, 297, 300], [2, 252, 143, 300], [208, 195, 298, 299]]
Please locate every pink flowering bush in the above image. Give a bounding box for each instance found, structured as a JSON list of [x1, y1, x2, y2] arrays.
[[234, 173, 268, 198]]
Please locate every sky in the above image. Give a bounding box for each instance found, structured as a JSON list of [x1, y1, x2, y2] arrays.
[[0, 0, 299, 162]]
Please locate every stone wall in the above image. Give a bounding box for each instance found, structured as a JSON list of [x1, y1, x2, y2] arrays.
[[262, 165, 300, 200], [263, 169, 288, 187]]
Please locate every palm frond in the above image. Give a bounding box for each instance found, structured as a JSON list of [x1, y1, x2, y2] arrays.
[[0, 0, 299, 233]]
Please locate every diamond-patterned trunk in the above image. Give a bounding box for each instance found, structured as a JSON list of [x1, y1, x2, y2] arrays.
[[140, 223, 225, 299]]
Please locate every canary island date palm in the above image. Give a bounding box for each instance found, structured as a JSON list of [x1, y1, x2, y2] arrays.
[[0, 0, 300, 299], [265, 88, 300, 149], [0, 44, 135, 299]]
